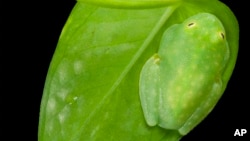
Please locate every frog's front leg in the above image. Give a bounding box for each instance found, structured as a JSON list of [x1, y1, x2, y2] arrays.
[[139, 53, 162, 126]]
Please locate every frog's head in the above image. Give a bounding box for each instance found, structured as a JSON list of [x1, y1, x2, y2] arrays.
[[183, 13, 226, 44]]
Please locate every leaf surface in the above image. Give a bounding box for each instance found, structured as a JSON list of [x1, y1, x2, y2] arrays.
[[39, 1, 238, 141]]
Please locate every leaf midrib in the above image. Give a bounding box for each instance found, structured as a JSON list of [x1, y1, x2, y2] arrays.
[[70, 6, 178, 140]]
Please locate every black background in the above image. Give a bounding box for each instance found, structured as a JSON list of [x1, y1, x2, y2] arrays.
[[2, 0, 249, 140]]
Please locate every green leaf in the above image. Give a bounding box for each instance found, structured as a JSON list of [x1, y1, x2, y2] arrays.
[[39, 0, 238, 141], [77, 0, 181, 8]]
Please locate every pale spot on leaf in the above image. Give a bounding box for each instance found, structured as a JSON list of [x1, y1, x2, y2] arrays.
[[74, 60, 84, 75], [91, 126, 100, 137], [47, 98, 56, 113]]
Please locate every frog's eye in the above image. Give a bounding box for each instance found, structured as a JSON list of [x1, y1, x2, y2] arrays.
[[220, 32, 225, 39], [187, 22, 195, 27]]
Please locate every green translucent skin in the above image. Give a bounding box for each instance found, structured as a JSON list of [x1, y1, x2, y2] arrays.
[[139, 13, 229, 135]]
